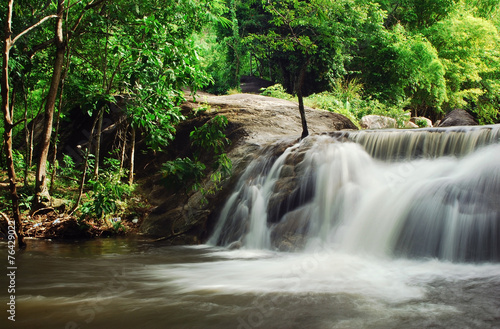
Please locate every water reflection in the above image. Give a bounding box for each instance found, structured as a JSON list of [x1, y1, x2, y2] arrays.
[[0, 238, 499, 329]]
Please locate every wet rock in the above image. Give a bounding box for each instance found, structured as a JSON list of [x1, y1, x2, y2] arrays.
[[271, 206, 312, 251], [228, 240, 242, 250], [405, 121, 419, 128], [328, 112, 358, 130]]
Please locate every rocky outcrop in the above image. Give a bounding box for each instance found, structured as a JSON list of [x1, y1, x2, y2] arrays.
[[360, 115, 397, 129], [139, 93, 357, 242], [438, 109, 478, 127]]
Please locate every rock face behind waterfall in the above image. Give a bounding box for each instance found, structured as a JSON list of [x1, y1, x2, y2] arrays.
[[208, 124, 500, 262], [139, 93, 357, 243]]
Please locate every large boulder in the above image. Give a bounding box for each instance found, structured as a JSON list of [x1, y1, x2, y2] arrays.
[[360, 115, 397, 129], [438, 109, 478, 127], [139, 93, 358, 242]]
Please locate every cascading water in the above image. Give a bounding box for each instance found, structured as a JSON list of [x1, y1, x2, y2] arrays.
[[209, 124, 500, 262], [333, 124, 500, 160]]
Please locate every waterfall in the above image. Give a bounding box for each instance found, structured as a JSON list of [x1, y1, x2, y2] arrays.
[[331, 124, 500, 160], [209, 125, 500, 262]]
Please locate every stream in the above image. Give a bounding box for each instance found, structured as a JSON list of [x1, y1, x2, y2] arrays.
[[1, 238, 500, 328]]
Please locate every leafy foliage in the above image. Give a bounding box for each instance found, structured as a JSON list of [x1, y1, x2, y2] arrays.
[[262, 83, 411, 128], [161, 157, 207, 193], [424, 13, 500, 123], [260, 84, 296, 100], [79, 157, 133, 220], [162, 114, 232, 197]]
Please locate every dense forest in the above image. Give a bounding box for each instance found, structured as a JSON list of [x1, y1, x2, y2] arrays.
[[2, 0, 500, 247]]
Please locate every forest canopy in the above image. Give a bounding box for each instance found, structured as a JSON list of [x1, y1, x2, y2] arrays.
[[204, 0, 500, 124]]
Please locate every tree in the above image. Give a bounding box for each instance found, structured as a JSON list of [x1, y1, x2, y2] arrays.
[[33, 0, 66, 209], [354, 23, 447, 118], [245, 0, 374, 138], [425, 13, 500, 123], [377, 0, 457, 30], [2, 0, 57, 248]]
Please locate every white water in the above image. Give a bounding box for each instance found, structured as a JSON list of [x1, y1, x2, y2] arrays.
[[334, 124, 500, 160], [210, 125, 500, 262]]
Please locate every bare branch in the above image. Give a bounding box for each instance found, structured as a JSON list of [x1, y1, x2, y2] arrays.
[[85, 0, 108, 10], [12, 118, 27, 129], [28, 38, 56, 58], [12, 15, 58, 45]]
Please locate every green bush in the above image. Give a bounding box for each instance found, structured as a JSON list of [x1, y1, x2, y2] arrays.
[[161, 114, 233, 200], [415, 118, 429, 128], [79, 155, 133, 220], [260, 84, 296, 101], [161, 157, 206, 193]]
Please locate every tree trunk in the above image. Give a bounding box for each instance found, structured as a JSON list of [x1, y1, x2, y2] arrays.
[[34, 0, 66, 209], [69, 113, 100, 215], [2, 0, 26, 248], [118, 124, 128, 176], [93, 107, 104, 178], [296, 64, 309, 139], [128, 127, 135, 185], [49, 42, 71, 194], [48, 106, 61, 194], [23, 84, 30, 186]]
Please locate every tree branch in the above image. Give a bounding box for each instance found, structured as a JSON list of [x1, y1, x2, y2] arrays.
[[12, 118, 26, 129], [28, 38, 56, 58], [84, 0, 108, 10], [12, 15, 58, 45]]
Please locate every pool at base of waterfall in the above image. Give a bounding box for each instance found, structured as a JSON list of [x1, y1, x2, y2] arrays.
[[3, 238, 499, 329]]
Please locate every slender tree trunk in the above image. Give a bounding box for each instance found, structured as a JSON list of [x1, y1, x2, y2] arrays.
[[296, 64, 309, 139], [268, 51, 272, 81], [93, 107, 104, 178], [118, 124, 128, 176], [50, 40, 71, 194], [128, 127, 135, 185], [34, 0, 66, 209], [29, 111, 35, 167], [29, 92, 46, 171], [2, 0, 25, 248], [24, 87, 29, 186], [69, 113, 100, 215], [48, 106, 61, 194]]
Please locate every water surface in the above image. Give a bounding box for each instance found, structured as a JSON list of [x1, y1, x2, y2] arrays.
[[1, 238, 499, 329]]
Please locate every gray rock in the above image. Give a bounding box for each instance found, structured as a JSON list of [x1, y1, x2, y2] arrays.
[[438, 109, 478, 127], [360, 115, 397, 129]]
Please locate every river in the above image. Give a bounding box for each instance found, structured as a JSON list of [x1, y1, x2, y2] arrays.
[[1, 237, 499, 329]]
